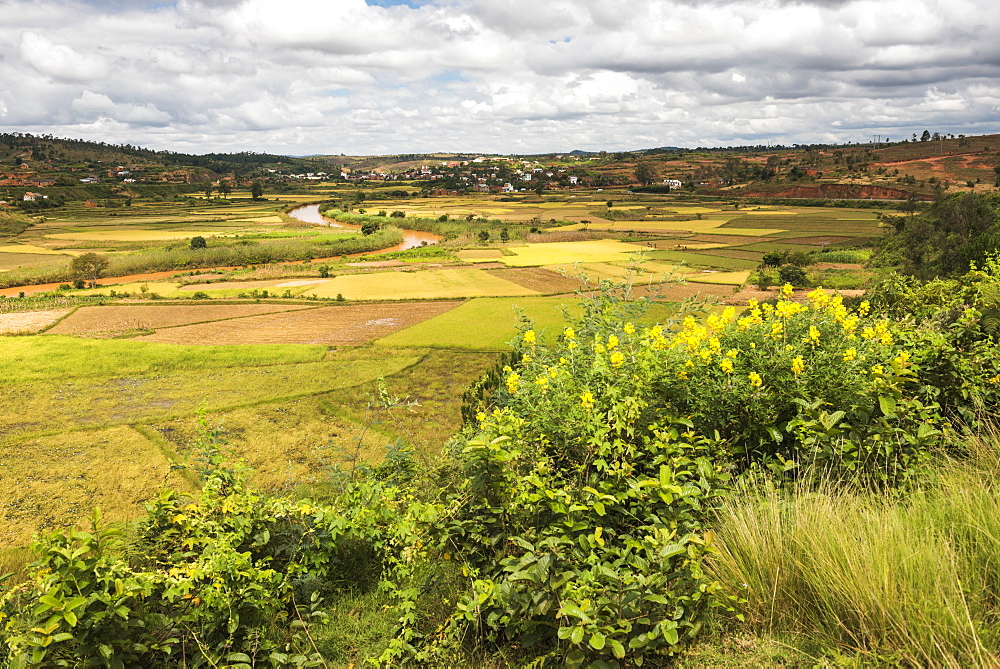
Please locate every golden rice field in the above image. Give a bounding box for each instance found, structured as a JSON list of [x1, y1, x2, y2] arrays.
[[301, 267, 537, 300], [0, 244, 75, 256], [686, 270, 754, 285], [498, 240, 651, 267]]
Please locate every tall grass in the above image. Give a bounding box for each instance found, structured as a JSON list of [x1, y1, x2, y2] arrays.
[[709, 432, 1000, 666]]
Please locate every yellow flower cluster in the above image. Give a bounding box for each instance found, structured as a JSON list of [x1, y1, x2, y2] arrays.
[[506, 372, 520, 394]]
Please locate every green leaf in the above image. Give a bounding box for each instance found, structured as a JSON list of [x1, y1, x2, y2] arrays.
[[766, 426, 783, 443], [226, 653, 253, 662], [570, 625, 584, 645], [589, 631, 606, 650], [609, 638, 626, 659], [663, 625, 679, 645], [38, 595, 62, 610], [879, 395, 896, 416]]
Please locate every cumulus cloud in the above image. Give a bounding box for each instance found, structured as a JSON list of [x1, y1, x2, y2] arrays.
[[0, 0, 996, 153]]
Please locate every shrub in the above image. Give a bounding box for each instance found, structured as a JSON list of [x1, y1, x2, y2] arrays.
[[0, 471, 383, 667], [190, 235, 207, 249]]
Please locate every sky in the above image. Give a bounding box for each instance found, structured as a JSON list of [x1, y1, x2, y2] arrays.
[[0, 0, 998, 156]]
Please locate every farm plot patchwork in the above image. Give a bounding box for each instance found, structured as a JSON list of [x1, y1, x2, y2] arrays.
[[135, 301, 462, 345]]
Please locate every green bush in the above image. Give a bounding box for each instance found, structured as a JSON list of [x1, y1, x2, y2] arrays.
[[0, 470, 389, 666]]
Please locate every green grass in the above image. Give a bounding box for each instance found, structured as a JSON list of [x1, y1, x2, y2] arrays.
[[377, 295, 683, 350], [0, 338, 421, 442], [0, 335, 327, 383], [647, 250, 760, 270]]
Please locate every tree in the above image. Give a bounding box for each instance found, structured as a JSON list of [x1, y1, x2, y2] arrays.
[[921, 130, 932, 142], [633, 161, 656, 186], [761, 251, 785, 267], [69, 252, 109, 285], [361, 221, 381, 235], [190, 236, 207, 249], [778, 264, 808, 286], [218, 181, 232, 198], [204, 185, 213, 198], [477, 230, 490, 242], [500, 227, 510, 243], [251, 181, 264, 200]]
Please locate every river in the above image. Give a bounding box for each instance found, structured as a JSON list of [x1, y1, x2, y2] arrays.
[[0, 204, 442, 297], [289, 204, 442, 253]]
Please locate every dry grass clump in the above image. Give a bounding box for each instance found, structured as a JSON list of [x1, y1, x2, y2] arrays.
[[0, 426, 193, 549]]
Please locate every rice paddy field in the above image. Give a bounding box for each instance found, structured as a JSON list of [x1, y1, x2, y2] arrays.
[[0, 188, 885, 555]]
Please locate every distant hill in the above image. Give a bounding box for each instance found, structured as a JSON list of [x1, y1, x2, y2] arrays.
[[1, 131, 997, 202]]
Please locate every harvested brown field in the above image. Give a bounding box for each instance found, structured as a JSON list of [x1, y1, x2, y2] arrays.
[[136, 301, 463, 345], [631, 281, 738, 302], [483, 267, 587, 294], [47, 304, 316, 336], [0, 308, 72, 334]]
